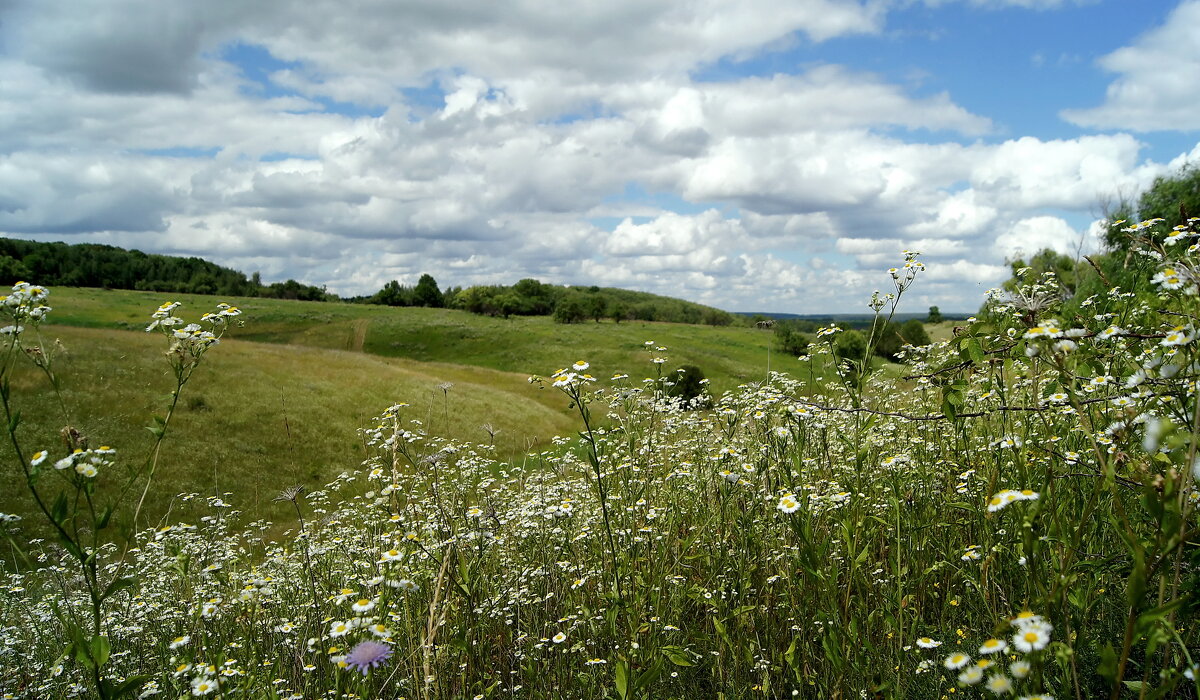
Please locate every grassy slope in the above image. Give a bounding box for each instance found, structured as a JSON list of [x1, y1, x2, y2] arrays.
[[0, 287, 838, 529], [0, 324, 576, 528], [44, 287, 810, 395]]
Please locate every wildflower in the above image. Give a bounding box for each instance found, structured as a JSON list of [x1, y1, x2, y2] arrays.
[[987, 491, 1018, 512], [1010, 611, 1045, 627], [944, 652, 971, 670], [552, 632, 567, 644], [962, 546, 982, 561], [1023, 321, 1062, 339], [351, 598, 376, 613], [586, 658, 607, 665], [75, 463, 98, 478], [572, 361, 589, 371], [979, 638, 1007, 655], [1051, 339, 1076, 353], [958, 665, 985, 685], [916, 637, 942, 649], [30, 451, 47, 466], [985, 674, 1013, 695], [1152, 267, 1187, 290], [190, 675, 217, 696], [777, 493, 801, 514], [343, 640, 393, 676], [169, 635, 191, 649], [1163, 326, 1193, 346], [329, 620, 352, 637], [1009, 660, 1031, 679], [1011, 626, 1050, 652]]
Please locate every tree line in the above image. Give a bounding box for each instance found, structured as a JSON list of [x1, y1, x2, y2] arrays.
[[0, 239, 330, 301], [0, 237, 735, 327], [354, 275, 738, 327], [1001, 161, 1200, 315], [771, 316, 932, 361]]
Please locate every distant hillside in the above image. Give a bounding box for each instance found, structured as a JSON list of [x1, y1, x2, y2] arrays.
[[738, 311, 970, 326], [444, 279, 736, 326], [1, 237, 734, 327], [0, 237, 329, 300]]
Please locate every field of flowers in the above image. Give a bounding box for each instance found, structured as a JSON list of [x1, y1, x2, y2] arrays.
[[2, 219, 1200, 698]]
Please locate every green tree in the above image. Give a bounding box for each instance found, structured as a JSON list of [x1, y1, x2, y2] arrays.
[[1004, 248, 1080, 294], [927, 306, 943, 324], [553, 294, 587, 324], [587, 294, 607, 323], [835, 329, 868, 363], [373, 280, 410, 306], [609, 301, 627, 323], [774, 321, 812, 356], [665, 365, 710, 408], [0, 255, 30, 285], [494, 292, 521, 319], [413, 273, 444, 308], [900, 319, 931, 348]]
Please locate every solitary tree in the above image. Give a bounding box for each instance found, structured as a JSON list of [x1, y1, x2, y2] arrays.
[[927, 306, 943, 324], [413, 273, 444, 307]]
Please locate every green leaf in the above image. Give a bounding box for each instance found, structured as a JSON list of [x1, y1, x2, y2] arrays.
[[614, 658, 630, 700], [8, 409, 20, 433], [96, 504, 115, 530], [661, 645, 693, 667], [89, 634, 111, 668], [103, 675, 152, 699], [635, 658, 664, 693], [58, 534, 83, 562], [1097, 642, 1117, 683], [1127, 546, 1147, 606], [100, 576, 137, 603], [784, 637, 799, 675], [51, 491, 68, 525], [712, 617, 732, 648], [965, 338, 985, 364]]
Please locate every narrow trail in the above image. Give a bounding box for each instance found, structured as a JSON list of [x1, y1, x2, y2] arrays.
[[350, 318, 369, 352]]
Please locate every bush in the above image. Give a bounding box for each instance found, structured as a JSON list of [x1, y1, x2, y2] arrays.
[[665, 364, 710, 408]]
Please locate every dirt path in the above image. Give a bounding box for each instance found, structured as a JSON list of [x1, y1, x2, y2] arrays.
[[350, 318, 368, 352]]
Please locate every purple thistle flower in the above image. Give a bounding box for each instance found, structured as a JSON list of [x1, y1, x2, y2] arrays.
[[344, 640, 393, 675]]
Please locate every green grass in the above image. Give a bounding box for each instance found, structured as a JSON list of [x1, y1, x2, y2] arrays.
[[4, 250, 1199, 698], [0, 323, 577, 530], [0, 288, 841, 534], [44, 287, 816, 396]]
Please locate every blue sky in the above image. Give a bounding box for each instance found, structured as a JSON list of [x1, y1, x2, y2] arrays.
[[0, 0, 1197, 312]]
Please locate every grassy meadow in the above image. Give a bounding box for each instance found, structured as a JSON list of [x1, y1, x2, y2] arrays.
[[0, 323, 576, 532], [45, 287, 812, 396], [0, 288, 817, 532], [2, 234, 1199, 700]]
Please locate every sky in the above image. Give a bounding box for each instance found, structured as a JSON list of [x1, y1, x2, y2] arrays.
[[0, 0, 1197, 314]]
